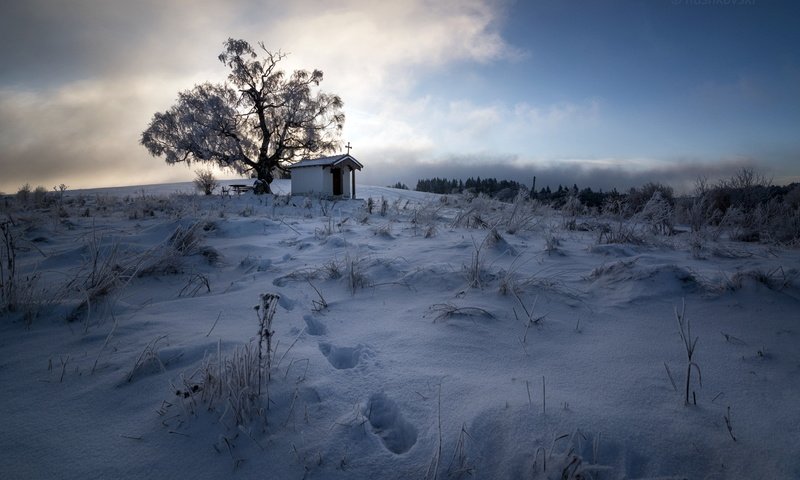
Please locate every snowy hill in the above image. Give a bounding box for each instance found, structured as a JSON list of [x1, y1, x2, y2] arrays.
[[1, 182, 798, 479]]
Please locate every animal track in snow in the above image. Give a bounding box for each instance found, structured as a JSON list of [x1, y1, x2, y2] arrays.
[[318, 342, 363, 369], [364, 393, 417, 454], [303, 315, 326, 336]]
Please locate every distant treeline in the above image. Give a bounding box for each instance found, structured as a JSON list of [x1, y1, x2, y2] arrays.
[[412, 174, 800, 213], [414, 176, 614, 204], [415, 177, 526, 199]]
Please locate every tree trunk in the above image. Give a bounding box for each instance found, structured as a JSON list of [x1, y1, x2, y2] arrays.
[[253, 161, 274, 194]]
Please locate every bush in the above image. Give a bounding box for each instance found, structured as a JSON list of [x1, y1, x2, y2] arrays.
[[627, 182, 674, 213], [193, 169, 218, 195], [785, 185, 800, 209], [639, 191, 674, 235], [33, 186, 49, 207], [16, 184, 31, 204]]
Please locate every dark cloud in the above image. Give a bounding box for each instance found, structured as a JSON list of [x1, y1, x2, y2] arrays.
[[0, 81, 189, 193], [0, 0, 241, 87]]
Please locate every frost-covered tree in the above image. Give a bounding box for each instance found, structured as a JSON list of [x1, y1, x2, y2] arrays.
[[141, 38, 345, 193]]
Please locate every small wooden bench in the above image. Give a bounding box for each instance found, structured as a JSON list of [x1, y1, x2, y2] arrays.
[[229, 184, 253, 195]]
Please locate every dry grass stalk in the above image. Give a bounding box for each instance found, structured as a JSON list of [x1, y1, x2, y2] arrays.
[[92, 316, 118, 374], [465, 234, 490, 289], [307, 279, 328, 312], [257, 293, 280, 400], [446, 424, 474, 479], [424, 384, 443, 480], [178, 272, 211, 297], [663, 362, 677, 392], [430, 303, 494, 323], [0, 220, 17, 312], [512, 292, 546, 344], [206, 312, 222, 337], [675, 299, 701, 405], [724, 406, 737, 442], [126, 335, 168, 383]]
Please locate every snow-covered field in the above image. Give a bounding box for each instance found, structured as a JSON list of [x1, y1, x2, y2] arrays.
[[1, 180, 798, 479]]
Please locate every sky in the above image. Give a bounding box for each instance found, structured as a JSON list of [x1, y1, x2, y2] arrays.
[[1, 0, 799, 194]]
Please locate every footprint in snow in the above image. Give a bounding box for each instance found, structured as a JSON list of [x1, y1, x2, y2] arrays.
[[318, 342, 364, 369], [303, 314, 327, 336], [278, 295, 296, 311], [364, 393, 418, 454]]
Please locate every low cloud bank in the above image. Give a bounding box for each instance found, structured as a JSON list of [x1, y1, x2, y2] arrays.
[[358, 151, 777, 195]]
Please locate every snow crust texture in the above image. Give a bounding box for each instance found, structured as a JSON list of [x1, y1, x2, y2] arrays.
[[1, 180, 799, 479]]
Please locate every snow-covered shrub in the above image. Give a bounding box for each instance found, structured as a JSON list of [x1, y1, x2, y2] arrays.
[[178, 341, 263, 427], [379, 196, 388, 216], [410, 203, 442, 237], [601, 197, 627, 217], [371, 222, 393, 238], [138, 221, 206, 276], [627, 182, 674, 213], [562, 195, 584, 218], [688, 231, 706, 259], [504, 191, 539, 234], [596, 219, 644, 245], [452, 195, 495, 229], [544, 229, 561, 255], [752, 200, 800, 245], [638, 191, 674, 235], [315, 217, 335, 238], [319, 198, 339, 217], [717, 207, 746, 241], [674, 196, 709, 233], [175, 294, 279, 428], [464, 232, 494, 288], [63, 240, 119, 322], [196, 168, 219, 195], [345, 254, 369, 294]]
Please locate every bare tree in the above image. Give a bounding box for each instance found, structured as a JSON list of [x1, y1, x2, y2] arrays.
[[727, 167, 771, 190], [141, 39, 344, 193]]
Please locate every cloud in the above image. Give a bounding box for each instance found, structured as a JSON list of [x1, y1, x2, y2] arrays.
[[0, 80, 194, 192], [2, 0, 794, 195], [513, 99, 601, 129], [0, 1, 228, 85], [347, 95, 601, 159], [0, 0, 523, 192]]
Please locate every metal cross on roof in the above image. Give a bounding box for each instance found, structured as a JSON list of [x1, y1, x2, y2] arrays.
[[345, 142, 352, 155]]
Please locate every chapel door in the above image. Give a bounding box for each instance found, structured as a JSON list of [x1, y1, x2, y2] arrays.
[[332, 168, 343, 195]]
